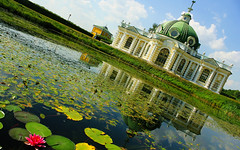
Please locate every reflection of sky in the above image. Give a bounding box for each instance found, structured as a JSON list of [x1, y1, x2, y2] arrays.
[[151, 119, 240, 150]]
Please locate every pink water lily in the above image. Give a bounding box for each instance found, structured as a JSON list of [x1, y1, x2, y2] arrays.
[[25, 134, 46, 150]]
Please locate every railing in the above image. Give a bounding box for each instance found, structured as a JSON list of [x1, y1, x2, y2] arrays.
[[196, 53, 233, 71]]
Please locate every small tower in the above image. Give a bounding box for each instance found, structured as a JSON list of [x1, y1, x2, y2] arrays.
[[179, 1, 196, 24]]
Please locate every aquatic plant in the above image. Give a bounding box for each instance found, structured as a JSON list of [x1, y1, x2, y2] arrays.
[[75, 143, 95, 150], [46, 135, 75, 150], [9, 128, 30, 141], [25, 134, 46, 150], [25, 122, 52, 137]]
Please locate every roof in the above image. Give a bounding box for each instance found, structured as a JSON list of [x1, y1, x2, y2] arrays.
[[93, 25, 112, 35], [125, 26, 149, 37], [158, 20, 200, 50]]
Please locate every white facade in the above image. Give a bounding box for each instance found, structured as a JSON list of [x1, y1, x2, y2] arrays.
[[111, 21, 232, 93]]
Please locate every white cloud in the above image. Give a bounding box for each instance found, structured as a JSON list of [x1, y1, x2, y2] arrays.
[[149, 6, 154, 13], [209, 51, 240, 65], [98, 0, 147, 25], [225, 80, 240, 90], [190, 19, 227, 50]]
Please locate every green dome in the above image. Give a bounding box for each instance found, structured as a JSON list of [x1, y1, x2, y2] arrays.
[[158, 20, 200, 50]]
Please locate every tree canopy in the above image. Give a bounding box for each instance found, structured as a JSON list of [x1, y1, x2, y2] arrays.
[[148, 23, 158, 32]]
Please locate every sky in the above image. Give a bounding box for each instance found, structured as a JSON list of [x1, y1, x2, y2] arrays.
[[29, 0, 240, 90]]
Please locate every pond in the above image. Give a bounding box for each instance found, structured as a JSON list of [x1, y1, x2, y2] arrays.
[[0, 23, 240, 150]]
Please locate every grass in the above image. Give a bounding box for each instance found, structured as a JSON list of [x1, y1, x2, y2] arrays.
[[0, 0, 240, 126]]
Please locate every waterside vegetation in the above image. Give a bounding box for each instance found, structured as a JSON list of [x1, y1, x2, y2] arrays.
[[0, 0, 240, 126]]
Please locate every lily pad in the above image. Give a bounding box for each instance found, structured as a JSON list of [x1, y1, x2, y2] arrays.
[[14, 111, 40, 123], [0, 100, 10, 105], [75, 143, 95, 150], [54, 106, 83, 121], [84, 128, 113, 145], [5, 105, 22, 112], [25, 122, 52, 137], [0, 111, 5, 119], [105, 144, 122, 150], [0, 122, 3, 130], [9, 128, 29, 141], [40, 113, 45, 119], [46, 135, 75, 150]]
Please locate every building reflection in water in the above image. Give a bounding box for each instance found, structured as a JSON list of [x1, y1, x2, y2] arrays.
[[100, 62, 208, 141]]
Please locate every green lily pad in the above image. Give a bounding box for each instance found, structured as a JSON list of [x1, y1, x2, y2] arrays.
[[0, 111, 5, 119], [9, 128, 29, 141], [75, 143, 95, 150], [46, 135, 75, 150], [0, 122, 3, 130], [84, 128, 113, 145], [0, 100, 10, 105], [54, 106, 83, 121], [14, 111, 40, 123], [25, 122, 52, 137], [105, 144, 122, 150], [5, 105, 22, 112]]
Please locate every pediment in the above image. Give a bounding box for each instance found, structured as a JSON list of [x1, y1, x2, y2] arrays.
[[126, 26, 140, 34], [203, 58, 219, 67]]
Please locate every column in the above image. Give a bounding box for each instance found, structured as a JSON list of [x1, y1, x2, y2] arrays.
[[216, 75, 227, 93], [148, 44, 157, 62], [131, 40, 141, 55], [149, 88, 158, 102], [111, 31, 120, 46], [171, 53, 182, 72], [209, 72, 219, 90], [105, 65, 112, 78], [139, 42, 147, 57], [165, 50, 177, 70], [205, 69, 216, 88], [190, 63, 199, 81], [193, 65, 204, 82], [129, 38, 138, 53], [124, 76, 132, 88], [183, 61, 193, 78], [115, 70, 123, 83], [118, 33, 127, 49], [187, 107, 197, 123]]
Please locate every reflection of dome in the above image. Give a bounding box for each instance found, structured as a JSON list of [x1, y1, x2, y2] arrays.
[[156, 12, 200, 50]]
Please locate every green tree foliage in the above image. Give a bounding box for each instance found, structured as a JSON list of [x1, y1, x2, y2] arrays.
[[221, 89, 240, 101], [95, 35, 112, 44], [148, 23, 158, 32]]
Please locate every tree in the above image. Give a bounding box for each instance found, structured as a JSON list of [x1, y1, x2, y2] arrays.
[[148, 23, 158, 32]]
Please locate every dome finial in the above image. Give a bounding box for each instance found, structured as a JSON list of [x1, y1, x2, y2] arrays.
[[188, 1, 196, 13]]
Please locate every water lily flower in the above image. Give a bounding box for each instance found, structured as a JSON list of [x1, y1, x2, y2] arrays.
[[25, 134, 46, 150]]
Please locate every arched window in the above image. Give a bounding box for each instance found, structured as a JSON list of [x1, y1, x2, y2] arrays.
[[199, 69, 210, 83], [177, 59, 186, 73], [155, 48, 169, 67], [124, 37, 133, 49]]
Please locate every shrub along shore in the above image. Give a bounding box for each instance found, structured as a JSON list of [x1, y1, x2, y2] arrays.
[[0, 0, 240, 126]]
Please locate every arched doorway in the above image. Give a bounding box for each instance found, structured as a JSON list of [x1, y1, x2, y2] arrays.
[[155, 48, 170, 67]]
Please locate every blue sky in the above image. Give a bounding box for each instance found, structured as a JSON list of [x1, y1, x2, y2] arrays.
[[29, 0, 240, 90]]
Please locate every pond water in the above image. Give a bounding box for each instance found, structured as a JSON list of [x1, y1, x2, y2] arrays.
[[0, 23, 240, 150]]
